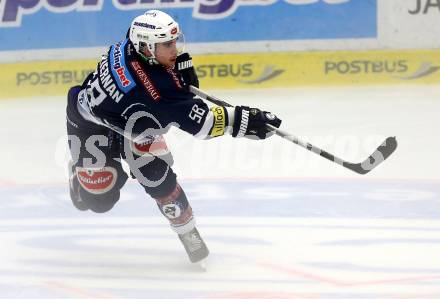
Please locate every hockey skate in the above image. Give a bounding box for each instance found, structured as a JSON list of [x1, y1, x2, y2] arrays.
[[178, 227, 209, 263]]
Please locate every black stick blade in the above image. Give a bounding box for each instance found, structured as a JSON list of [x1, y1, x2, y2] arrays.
[[343, 136, 398, 175]]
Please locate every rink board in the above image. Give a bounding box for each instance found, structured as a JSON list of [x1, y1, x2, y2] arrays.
[[0, 1, 376, 50], [2, 49, 440, 99], [1, 178, 440, 298]]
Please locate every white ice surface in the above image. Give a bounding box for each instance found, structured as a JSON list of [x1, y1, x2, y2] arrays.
[[0, 85, 439, 185]]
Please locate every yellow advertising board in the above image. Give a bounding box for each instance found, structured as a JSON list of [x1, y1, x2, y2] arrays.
[[1, 49, 440, 99], [193, 49, 440, 88], [0, 60, 97, 99]]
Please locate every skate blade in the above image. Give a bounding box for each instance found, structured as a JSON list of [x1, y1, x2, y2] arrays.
[[194, 257, 208, 272]]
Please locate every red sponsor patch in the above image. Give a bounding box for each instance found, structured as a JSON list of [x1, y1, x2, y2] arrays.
[[133, 141, 153, 154], [130, 60, 161, 101], [115, 67, 131, 87], [76, 167, 117, 195], [131, 135, 169, 157], [170, 27, 178, 35]]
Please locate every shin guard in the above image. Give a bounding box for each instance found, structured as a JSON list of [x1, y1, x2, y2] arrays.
[[154, 183, 195, 234]]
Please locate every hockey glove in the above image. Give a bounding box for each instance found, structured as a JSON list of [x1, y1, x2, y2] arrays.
[[175, 53, 199, 89], [232, 106, 282, 140]]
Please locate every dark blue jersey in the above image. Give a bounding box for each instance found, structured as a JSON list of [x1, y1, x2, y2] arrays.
[[76, 39, 233, 142]]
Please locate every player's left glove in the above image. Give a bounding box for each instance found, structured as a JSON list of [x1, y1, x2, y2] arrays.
[[175, 53, 199, 89]]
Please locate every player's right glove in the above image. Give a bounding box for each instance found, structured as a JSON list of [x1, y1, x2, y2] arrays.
[[232, 106, 282, 140], [175, 53, 199, 89]]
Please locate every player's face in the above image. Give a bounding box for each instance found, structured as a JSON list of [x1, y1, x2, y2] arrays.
[[155, 40, 178, 68]]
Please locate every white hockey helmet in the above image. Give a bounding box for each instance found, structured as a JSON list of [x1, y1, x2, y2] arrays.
[[129, 10, 183, 59]]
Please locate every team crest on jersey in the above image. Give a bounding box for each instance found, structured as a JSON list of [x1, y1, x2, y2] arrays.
[[76, 167, 117, 195], [110, 39, 136, 93]]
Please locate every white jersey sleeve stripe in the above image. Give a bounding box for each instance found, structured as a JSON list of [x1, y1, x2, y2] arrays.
[[194, 111, 215, 139]]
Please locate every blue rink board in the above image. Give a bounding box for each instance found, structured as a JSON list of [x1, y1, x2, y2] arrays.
[[0, 178, 439, 219], [0, 1, 377, 50]]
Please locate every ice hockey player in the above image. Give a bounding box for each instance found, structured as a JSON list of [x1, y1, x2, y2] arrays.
[[66, 10, 282, 263]]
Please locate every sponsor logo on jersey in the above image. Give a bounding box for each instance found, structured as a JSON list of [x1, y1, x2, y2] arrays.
[[166, 68, 182, 89], [130, 60, 161, 101], [113, 43, 131, 87], [130, 136, 169, 157], [210, 106, 226, 137], [76, 166, 117, 195], [110, 39, 136, 93], [99, 56, 124, 103]]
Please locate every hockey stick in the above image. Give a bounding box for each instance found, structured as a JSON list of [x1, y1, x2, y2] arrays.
[[189, 85, 397, 175]]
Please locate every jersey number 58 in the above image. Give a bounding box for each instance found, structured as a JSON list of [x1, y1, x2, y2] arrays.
[[188, 104, 206, 124]]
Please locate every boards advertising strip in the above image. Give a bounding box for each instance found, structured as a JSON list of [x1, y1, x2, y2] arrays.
[[0, 1, 376, 52], [2, 49, 440, 99]]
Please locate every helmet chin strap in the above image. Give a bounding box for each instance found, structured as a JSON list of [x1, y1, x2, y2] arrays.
[[139, 52, 159, 65], [138, 43, 159, 65]]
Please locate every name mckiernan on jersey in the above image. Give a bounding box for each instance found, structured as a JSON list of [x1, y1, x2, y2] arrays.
[[99, 56, 124, 103]]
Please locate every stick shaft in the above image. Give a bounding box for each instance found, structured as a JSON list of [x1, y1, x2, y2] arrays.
[[190, 85, 346, 164], [189, 85, 397, 175], [266, 123, 347, 166]]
